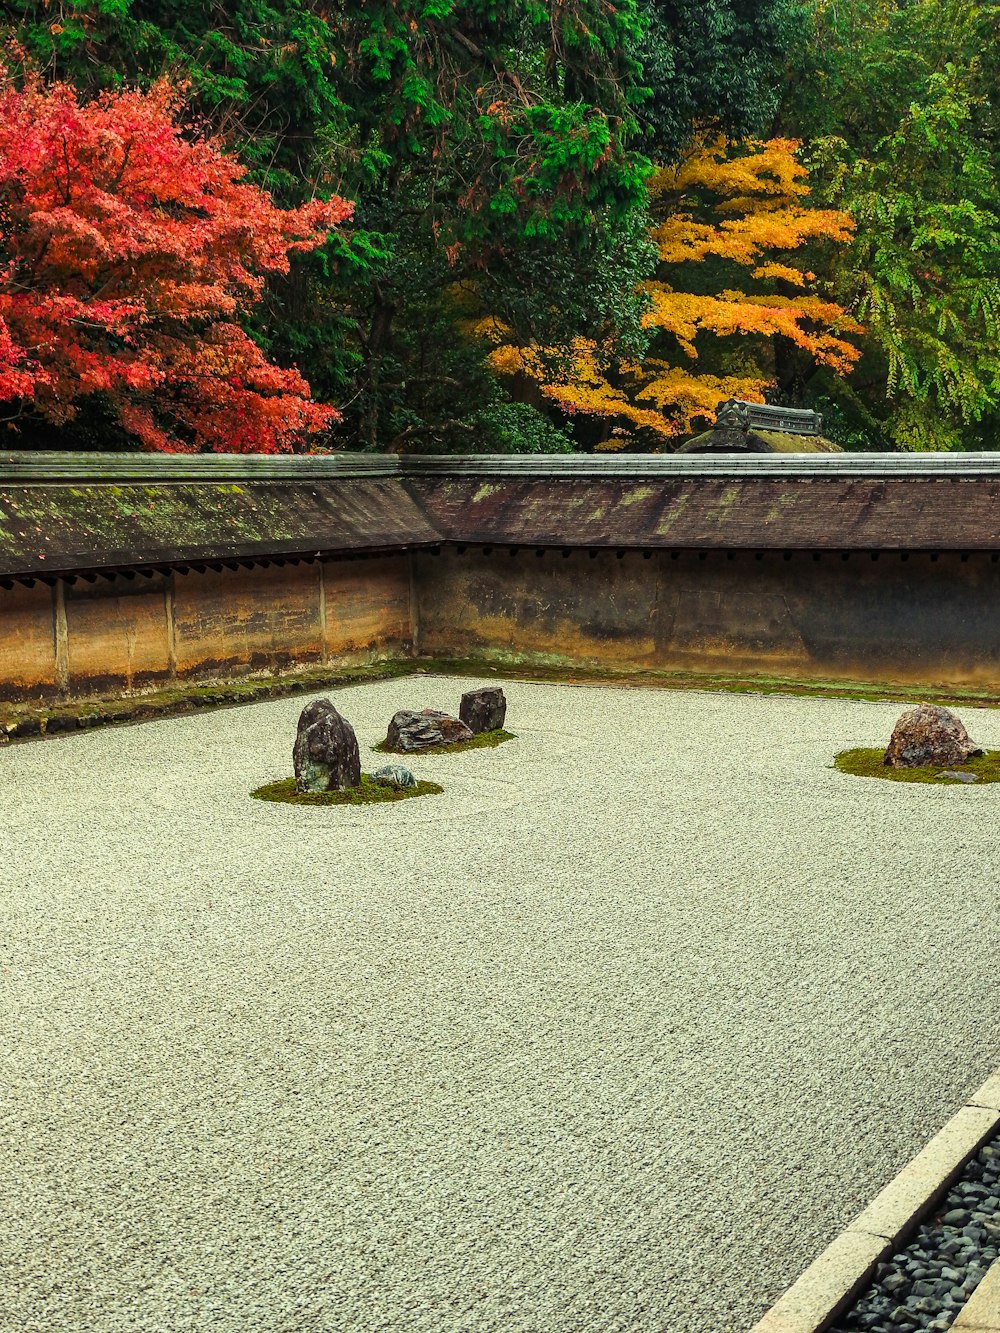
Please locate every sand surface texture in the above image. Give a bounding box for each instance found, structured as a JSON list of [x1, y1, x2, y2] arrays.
[[2, 677, 999, 1333]]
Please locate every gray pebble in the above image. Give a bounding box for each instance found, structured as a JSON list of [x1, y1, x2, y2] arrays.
[[832, 1127, 1000, 1333]]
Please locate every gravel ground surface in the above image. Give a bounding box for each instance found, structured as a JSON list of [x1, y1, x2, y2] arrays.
[[2, 676, 1000, 1333]]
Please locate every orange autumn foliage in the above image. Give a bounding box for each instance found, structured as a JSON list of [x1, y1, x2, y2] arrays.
[[485, 137, 861, 443]]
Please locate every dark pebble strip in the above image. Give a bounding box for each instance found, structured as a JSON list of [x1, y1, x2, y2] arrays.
[[830, 1133, 1000, 1333]]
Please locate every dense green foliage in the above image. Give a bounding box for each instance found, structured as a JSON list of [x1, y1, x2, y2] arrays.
[[636, 0, 805, 156], [782, 0, 1000, 450], [3, 0, 995, 451]]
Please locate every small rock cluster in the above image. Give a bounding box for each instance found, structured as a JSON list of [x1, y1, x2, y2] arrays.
[[831, 1134, 1000, 1333], [290, 685, 508, 792], [383, 686, 506, 753]]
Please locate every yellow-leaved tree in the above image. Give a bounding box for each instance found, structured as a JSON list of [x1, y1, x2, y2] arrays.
[[479, 137, 862, 446]]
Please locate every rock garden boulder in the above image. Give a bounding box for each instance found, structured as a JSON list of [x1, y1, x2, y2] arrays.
[[883, 704, 982, 769], [459, 686, 507, 735], [385, 708, 473, 753], [293, 698, 361, 792]]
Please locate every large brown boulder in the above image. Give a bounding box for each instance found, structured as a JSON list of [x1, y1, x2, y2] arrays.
[[385, 708, 473, 753], [883, 704, 982, 769], [293, 698, 361, 792], [459, 687, 507, 735]]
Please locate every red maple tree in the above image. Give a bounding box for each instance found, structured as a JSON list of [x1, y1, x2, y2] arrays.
[[0, 60, 352, 452]]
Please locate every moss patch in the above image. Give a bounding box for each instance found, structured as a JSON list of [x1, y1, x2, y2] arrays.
[[373, 728, 517, 756], [0, 660, 414, 744], [251, 774, 443, 806], [413, 656, 1000, 710], [834, 747, 1000, 783], [12, 650, 1000, 748]]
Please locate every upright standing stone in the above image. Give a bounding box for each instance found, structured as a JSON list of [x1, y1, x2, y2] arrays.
[[883, 704, 982, 769], [459, 687, 507, 735], [293, 698, 361, 792], [384, 708, 473, 752]]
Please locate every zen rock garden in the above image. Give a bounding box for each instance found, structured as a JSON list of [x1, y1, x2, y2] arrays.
[[252, 685, 511, 806], [8, 676, 1000, 1333]]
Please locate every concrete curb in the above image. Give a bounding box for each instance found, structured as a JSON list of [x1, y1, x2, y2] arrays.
[[751, 1070, 1000, 1333]]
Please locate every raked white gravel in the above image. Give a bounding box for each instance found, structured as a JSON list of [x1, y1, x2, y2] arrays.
[[2, 676, 1000, 1333]]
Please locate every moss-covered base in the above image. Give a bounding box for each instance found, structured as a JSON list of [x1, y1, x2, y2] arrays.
[[11, 649, 1000, 747], [835, 747, 1000, 783], [414, 656, 1000, 710], [679, 427, 843, 454], [0, 661, 414, 743], [251, 774, 443, 806], [373, 728, 517, 756]]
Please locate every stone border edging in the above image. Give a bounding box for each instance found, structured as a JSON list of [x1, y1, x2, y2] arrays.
[[751, 1071, 1000, 1333]]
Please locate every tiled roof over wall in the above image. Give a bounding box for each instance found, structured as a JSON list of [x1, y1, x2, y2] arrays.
[[407, 474, 1000, 551], [2, 451, 1000, 579], [0, 476, 439, 579]]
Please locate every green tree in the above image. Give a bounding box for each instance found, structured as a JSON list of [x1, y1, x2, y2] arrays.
[[783, 0, 1000, 450], [636, 0, 806, 158]]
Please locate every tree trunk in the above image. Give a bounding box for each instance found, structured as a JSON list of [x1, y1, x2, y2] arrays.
[[359, 288, 396, 451]]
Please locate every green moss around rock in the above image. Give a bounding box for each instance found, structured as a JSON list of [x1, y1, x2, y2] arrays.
[[834, 747, 1000, 784], [251, 774, 443, 806], [372, 728, 517, 756]]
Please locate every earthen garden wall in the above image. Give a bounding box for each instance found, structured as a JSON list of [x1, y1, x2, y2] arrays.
[[0, 555, 413, 700], [414, 547, 1000, 687]]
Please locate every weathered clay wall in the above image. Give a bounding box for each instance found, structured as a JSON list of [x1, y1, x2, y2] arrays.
[[171, 557, 412, 681], [0, 555, 413, 700], [9, 542, 1000, 701], [65, 573, 173, 695], [0, 582, 60, 701], [414, 548, 1000, 687], [172, 564, 325, 680]]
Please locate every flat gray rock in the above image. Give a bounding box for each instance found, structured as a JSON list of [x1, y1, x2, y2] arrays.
[[936, 770, 979, 783], [384, 708, 473, 752]]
